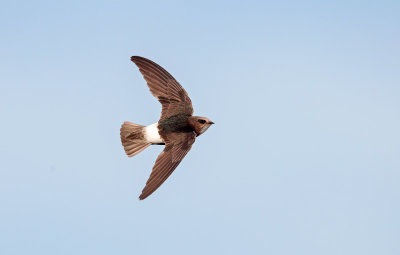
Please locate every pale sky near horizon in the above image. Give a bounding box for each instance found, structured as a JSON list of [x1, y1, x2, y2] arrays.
[[1, 1, 400, 254]]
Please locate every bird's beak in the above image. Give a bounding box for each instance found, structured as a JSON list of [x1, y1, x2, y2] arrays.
[[209, 121, 215, 125]]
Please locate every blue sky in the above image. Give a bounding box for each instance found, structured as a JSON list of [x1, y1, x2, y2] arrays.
[[1, 1, 399, 254]]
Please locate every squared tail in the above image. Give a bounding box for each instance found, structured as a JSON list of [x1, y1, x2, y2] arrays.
[[120, 121, 151, 157]]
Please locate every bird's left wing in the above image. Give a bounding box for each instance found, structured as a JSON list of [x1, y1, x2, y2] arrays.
[[139, 131, 196, 200], [131, 56, 193, 120]]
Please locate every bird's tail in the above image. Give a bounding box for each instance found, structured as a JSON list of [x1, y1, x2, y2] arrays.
[[120, 121, 151, 157]]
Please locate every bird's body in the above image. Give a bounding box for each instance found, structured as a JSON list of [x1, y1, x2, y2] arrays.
[[120, 56, 213, 200]]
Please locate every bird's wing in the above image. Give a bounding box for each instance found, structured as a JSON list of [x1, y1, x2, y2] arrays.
[[131, 56, 193, 120], [139, 131, 196, 200]]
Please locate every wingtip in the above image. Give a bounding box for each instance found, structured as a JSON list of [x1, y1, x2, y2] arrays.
[[139, 190, 147, 200], [131, 56, 147, 63], [130, 56, 138, 62]]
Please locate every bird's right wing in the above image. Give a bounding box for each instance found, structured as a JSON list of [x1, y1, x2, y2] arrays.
[[131, 56, 193, 120], [139, 131, 196, 200]]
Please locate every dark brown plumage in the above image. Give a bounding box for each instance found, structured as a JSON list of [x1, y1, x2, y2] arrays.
[[131, 56, 193, 120], [121, 56, 214, 200]]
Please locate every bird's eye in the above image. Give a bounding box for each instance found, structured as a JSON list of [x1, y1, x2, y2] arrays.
[[198, 119, 206, 124]]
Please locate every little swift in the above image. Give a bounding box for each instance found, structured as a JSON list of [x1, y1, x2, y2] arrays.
[[120, 56, 214, 200]]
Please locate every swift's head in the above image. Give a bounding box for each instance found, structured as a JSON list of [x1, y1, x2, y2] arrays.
[[188, 116, 214, 136]]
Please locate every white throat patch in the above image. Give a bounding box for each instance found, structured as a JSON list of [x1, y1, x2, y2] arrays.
[[200, 124, 211, 135]]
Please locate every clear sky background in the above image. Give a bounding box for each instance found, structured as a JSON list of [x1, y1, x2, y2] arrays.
[[1, 1, 399, 254]]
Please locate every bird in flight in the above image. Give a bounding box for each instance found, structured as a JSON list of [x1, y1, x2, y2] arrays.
[[120, 56, 214, 200]]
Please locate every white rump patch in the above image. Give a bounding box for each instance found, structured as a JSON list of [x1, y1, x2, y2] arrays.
[[144, 123, 164, 144]]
